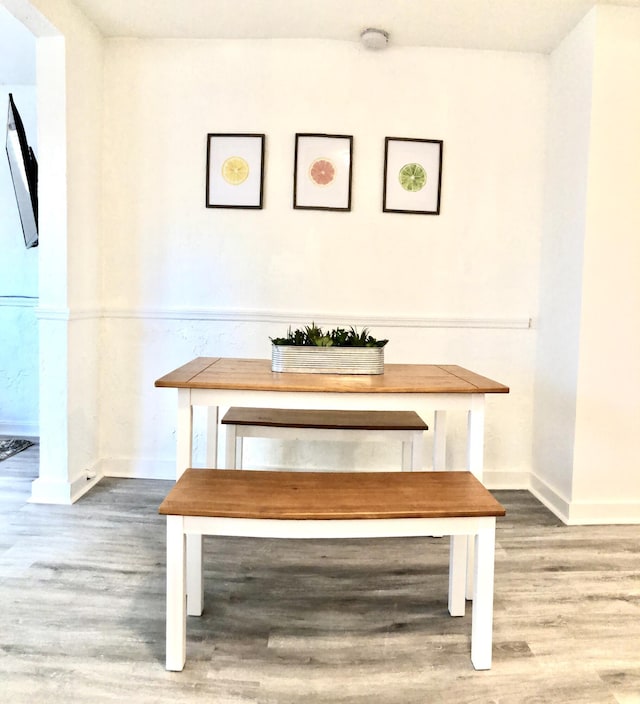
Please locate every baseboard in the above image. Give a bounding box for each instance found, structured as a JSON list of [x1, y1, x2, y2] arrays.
[[564, 500, 640, 525], [529, 473, 571, 523], [79, 459, 640, 524], [100, 457, 176, 480], [529, 472, 640, 525], [483, 470, 530, 490], [30, 471, 102, 505]]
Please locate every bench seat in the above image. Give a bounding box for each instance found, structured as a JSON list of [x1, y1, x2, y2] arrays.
[[221, 407, 428, 470], [159, 468, 505, 672]]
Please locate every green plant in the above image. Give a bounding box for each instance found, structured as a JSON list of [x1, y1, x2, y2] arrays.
[[270, 323, 388, 348]]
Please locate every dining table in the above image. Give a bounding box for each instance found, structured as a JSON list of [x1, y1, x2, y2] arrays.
[[155, 356, 509, 614]]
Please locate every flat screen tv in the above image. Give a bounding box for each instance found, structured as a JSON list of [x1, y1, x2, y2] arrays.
[[5, 93, 38, 248]]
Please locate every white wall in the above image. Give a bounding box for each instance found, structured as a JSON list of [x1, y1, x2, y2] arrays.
[[98, 39, 546, 483], [532, 10, 594, 513], [0, 3, 35, 84], [572, 6, 640, 520], [3, 0, 104, 503], [0, 0, 38, 439], [5, 4, 640, 521], [533, 5, 640, 524], [0, 85, 39, 436]]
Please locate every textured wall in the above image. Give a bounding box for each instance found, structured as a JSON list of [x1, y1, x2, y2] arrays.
[[98, 39, 546, 484], [0, 85, 38, 435]]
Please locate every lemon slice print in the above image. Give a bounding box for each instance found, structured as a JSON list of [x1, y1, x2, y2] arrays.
[[309, 158, 336, 186], [399, 163, 426, 192], [222, 156, 250, 185]]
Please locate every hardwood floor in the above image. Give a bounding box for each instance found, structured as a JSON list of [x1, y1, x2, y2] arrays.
[[1, 441, 639, 703]]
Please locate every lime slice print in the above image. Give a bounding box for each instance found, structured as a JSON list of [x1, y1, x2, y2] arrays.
[[309, 158, 335, 186], [222, 156, 249, 185], [399, 163, 426, 192]]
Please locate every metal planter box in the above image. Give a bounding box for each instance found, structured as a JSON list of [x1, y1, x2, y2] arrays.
[[271, 345, 385, 375]]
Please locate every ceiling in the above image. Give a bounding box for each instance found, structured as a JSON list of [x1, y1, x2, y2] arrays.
[[68, 0, 640, 53]]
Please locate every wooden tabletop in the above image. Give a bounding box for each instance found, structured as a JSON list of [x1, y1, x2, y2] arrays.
[[158, 469, 507, 520], [155, 357, 509, 395]]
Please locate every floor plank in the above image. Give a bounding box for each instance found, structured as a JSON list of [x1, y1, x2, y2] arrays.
[[1, 442, 639, 703]]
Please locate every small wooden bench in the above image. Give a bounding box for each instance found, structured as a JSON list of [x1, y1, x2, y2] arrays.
[[159, 469, 505, 672], [221, 408, 428, 470]]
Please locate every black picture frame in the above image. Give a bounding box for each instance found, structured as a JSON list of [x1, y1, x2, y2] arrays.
[[383, 137, 443, 215], [294, 133, 353, 211], [206, 133, 265, 209]]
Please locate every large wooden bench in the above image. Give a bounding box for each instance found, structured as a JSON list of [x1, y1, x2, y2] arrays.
[[221, 407, 428, 470], [159, 469, 505, 672]]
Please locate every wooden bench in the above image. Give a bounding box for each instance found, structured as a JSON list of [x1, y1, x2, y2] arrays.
[[159, 469, 505, 672], [221, 408, 428, 470]]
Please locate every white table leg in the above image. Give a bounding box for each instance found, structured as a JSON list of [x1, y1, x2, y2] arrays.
[[433, 410, 447, 471], [448, 534, 466, 616], [176, 389, 193, 479], [166, 515, 186, 671], [471, 520, 496, 670], [467, 394, 485, 480], [466, 395, 486, 598], [186, 535, 204, 616]]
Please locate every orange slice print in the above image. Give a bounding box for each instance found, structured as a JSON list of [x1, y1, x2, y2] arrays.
[[309, 158, 335, 186]]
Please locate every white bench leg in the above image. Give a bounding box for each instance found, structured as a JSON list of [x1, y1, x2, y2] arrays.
[[205, 406, 219, 468], [236, 436, 244, 469], [448, 535, 467, 616], [407, 429, 425, 471], [224, 424, 238, 469], [470, 520, 496, 670], [433, 410, 447, 471], [166, 515, 187, 671], [401, 440, 412, 470]]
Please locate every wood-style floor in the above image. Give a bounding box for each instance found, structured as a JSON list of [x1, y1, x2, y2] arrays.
[[1, 441, 639, 703]]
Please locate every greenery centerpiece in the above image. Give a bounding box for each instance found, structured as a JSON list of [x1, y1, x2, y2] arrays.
[[270, 323, 388, 375]]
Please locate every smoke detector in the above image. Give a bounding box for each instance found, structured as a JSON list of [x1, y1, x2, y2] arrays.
[[360, 28, 389, 50]]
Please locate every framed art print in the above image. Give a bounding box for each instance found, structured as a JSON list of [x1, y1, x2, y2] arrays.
[[206, 133, 265, 209], [383, 137, 443, 215], [294, 133, 353, 211]]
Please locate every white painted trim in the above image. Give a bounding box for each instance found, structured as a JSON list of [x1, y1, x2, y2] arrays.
[[100, 457, 176, 481], [529, 472, 571, 523], [29, 470, 102, 504], [565, 500, 640, 525], [35, 306, 101, 321], [0, 297, 38, 308], [483, 470, 530, 490], [83, 458, 640, 523], [529, 472, 640, 525], [102, 455, 529, 490], [104, 307, 532, 330], [34, 306, 532, 330]]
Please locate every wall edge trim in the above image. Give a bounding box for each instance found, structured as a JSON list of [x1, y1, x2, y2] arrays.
[[36, 306, 532, 329]]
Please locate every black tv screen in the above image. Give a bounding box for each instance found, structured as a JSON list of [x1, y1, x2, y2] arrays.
[[5, 93, 38, 249]]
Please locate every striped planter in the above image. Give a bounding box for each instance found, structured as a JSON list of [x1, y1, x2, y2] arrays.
[[271, 345, 385, 375]]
